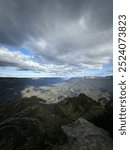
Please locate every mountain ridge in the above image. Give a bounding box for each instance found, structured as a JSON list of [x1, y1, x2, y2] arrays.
[[0, 93, 113, 150]]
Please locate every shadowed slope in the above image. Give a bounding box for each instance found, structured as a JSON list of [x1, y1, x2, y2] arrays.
[[0, 94, 113, 150]]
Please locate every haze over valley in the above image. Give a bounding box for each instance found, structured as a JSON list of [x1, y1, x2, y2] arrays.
[[0, 76, 112, 105], [21, 76, 113, 104]]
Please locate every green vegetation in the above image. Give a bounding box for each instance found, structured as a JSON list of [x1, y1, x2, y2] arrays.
[[0, 94, 113, 150]]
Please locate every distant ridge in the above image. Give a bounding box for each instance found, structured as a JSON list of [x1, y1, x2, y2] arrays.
[[69, 75, 113, 80]]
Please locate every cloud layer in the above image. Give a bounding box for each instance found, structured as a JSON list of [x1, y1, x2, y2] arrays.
[[0, 0, 113, 76], [0, 47, 77, 75]]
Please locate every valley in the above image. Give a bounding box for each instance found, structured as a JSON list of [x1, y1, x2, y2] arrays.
[[21, 76, 113, 104], [0, 76, 113, 150]]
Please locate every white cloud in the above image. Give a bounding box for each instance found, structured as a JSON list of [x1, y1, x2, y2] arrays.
[[0, 0, 113, 76], [0, 47, 68, 74], [0, 47, 109, 76]]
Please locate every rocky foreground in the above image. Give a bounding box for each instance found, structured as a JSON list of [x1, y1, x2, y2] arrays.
[[57, 118, 112, 150], [0, 94, 113, 150]]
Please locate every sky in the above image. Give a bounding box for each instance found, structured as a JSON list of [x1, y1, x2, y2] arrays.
[[0, 0, 113, 77]]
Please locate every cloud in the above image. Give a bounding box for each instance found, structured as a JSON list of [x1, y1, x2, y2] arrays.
[[0, 47, 65, 73], [0, 47, 105, 75], [0, 0, 113, 76], [0, 47, 45, 71]]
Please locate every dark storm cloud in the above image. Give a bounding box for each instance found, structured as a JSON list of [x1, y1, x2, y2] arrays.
[[0, 0, 113, 74]]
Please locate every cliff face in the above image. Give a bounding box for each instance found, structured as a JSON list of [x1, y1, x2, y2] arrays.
[[0, 94, 113, 150]]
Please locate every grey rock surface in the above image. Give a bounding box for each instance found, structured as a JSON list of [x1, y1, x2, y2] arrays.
[[54, 118, 112, 150]]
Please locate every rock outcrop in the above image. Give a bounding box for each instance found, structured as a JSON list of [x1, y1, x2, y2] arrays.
[[53, 118, 112, 150], [0, 94, 113, 150]]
